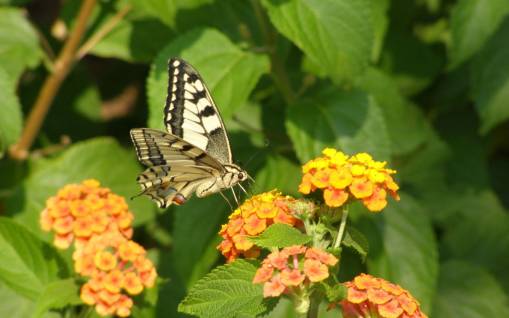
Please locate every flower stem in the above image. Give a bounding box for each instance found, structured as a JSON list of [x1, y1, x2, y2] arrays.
[[306, 294, 320, 318], [333, 206, 349, 249]]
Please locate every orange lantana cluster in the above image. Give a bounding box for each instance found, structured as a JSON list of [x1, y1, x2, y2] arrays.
[[299, 148, 400, 212], [339, 274, 427, 318], [40, 180, 157, 317], [217, 191, 301, 262], [77, 231, 157, 317], [40, 179, 133, 249], [253, 245, 338, 298]]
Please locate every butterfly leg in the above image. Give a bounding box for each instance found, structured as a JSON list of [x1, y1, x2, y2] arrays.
[[238, 183, 248, 196], [218, 191, 234, 210], [230, 187, 239, 206]]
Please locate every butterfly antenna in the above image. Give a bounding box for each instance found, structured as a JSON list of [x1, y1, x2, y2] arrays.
[[239, 139, 270, 171], [219, 191, 234, 210]]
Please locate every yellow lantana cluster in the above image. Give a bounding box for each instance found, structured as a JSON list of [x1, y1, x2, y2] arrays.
[[299, 149, 399, 212]]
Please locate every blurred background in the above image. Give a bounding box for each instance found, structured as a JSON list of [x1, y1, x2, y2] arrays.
[[0, 0, 508, 317]]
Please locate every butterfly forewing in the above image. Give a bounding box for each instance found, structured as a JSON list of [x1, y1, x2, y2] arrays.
[[130, 128, 222, 170], [165, 58, 232, 165]]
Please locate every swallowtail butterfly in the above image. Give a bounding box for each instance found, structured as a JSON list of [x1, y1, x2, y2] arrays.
[[130, 58, 247, 208]]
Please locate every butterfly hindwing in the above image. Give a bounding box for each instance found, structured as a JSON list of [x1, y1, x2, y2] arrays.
[[165, 58, 232, 165], [130, 128, 225, 208], [136, 165, 214, 208]]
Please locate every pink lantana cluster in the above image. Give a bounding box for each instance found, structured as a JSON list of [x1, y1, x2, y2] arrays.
[[253, 245, 338, 298]]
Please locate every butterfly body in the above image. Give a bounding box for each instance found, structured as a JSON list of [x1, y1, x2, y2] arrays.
[[130, 58, 247, 208]]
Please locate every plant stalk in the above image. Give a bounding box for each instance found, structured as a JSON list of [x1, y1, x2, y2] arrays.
[[333, 206, 349, 249], [76, 4, 132, 60], [306, 293, 320, 318], [9, 0, 97, 160]]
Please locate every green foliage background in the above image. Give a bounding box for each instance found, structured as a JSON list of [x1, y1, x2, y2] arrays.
[[1, 0, 509, 317]]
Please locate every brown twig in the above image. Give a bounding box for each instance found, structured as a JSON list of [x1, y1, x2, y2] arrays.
[[76, 4, 132, 60], [9, 0, 97, 160], [101, 83, 139, 120], [30, 135, 71, 158]]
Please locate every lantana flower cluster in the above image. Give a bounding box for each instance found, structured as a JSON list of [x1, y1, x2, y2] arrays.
[[77, 231, 157, 317], [40, 180, 157, 317], [217, 190, 301, 262], [253, 245, 338, 298], [215, 149, 426, 317], [339, 274, 428, 318], [40, 179, 133, 249], [299, 148, 400, 212]]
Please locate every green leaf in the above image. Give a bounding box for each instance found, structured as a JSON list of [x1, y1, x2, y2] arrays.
[[156, 261, 189, 317], [179, 260, 276, 318], [371, 0, 390, 62], [174, 0, 264, 44], [171, 195, 229, 287], [0, 0, 32, 5], [0, 67, 22, 157], [0, 218, 68, 300], [436, 109, 490, 191], [254, 155, 301, 196], [470, 18, 509, 133], [90, 17, 174, 62], [128, 0, 178, 27], [32, 279, 82, 318], [147, 28, 269, 130], [357, 67, 430, 155], [262, 0, 373, 84], [359, 193, 439, 313], [286, 87, 391, 162], [441, 190, 509, 292], [432, 260, 509, 317], [250, 223, 311, 249], [342, 227, 369, 262], [321, 281, 347, 303], [0, 7, 42, 79], [449, 0, 509, 68], [0, 283, 59, 318], [37, 65, 105, 142], [395, 130, 454, 223], [380, 29, 443, 95], [5, 138, 155, 236]]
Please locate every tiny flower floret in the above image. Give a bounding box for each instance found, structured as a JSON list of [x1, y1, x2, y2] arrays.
[[299, 149, 399, 212], [339, 273, 428, 318]]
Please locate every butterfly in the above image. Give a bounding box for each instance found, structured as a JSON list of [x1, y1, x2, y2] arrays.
[[130, 58, 248, 208]]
